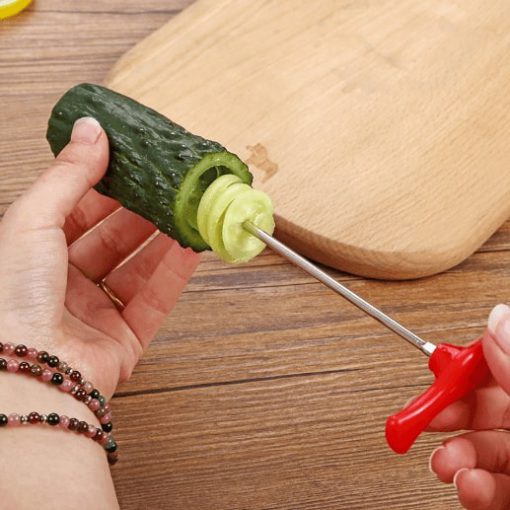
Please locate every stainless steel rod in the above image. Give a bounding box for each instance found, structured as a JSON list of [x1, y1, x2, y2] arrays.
[[243, 222, 436, 356]]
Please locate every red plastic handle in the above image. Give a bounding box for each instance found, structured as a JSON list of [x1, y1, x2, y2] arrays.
[[386, 339, 490, 454]]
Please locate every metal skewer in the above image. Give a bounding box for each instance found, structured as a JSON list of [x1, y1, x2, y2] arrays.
[[243, 222, 436, 357]]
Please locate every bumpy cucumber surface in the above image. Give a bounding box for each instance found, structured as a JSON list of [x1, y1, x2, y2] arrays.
[[46, 83, 252, 251]]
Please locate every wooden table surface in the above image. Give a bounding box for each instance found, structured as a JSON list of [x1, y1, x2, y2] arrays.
[[2, 2, 510, 509]]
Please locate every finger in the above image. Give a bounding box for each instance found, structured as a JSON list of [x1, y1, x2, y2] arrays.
[[430, 431, 510, 483], [65, 264, 142, 378], [455, 469, 510, 510], [6, 118, 109, 230], [64, 189, 119, 244], [427, 399, 472, 431], [68, 208, 156, 281], [427, 382, 510, 432], [122, 243, 200, 348], [104, 233, 176, 304], [430, 436, 477, 483], [426, 303, 510, 433], [484, 304, 510, 396]]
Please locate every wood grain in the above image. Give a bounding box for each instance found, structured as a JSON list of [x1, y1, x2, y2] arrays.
[[2, 2, 510, 509], [106, 0, 510, 279]]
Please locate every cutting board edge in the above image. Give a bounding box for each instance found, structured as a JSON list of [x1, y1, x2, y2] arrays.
[[275, 214, 501, 280]]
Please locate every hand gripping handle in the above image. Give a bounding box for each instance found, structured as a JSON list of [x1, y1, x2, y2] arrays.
[[385, 339, 490, 454]]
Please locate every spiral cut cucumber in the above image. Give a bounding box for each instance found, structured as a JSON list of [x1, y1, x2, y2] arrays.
[[46, 83, 274, 263], [197, 175, 275, 263]]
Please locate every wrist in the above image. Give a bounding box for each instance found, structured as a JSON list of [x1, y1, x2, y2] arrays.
[[0, 371, 119, 509], [0, 341, 113, 428], [0, 347, 116, 457], [0, 370, 98, 422]]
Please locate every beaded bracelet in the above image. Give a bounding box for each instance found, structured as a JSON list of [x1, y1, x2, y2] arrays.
[[0, 355, 114, 432], [0, 343, 118, 464], [0, 342, 112, 429], [0, 411, 118, 465]]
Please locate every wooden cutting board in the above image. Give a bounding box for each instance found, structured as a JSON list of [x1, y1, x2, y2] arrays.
[[105, 0, 510, 280]]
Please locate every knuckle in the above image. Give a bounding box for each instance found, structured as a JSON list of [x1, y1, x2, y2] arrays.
[[97, 223, 127, 259], [51, 157, 82, 175], [2, 196, 43, 228], [66, 206, 89, 237], [1, 200, 20, 224], [54, 158, 86, 176], [55, 145, 86, 167], [49, 160, 93, 189], [495, 443, 510, 473], [140, 285, 168, 315], [502, 401, 510, 428], [161, 254, 188, 286], [133, 257, 155, 282]]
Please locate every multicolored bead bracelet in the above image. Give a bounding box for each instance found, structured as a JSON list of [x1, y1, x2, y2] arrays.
[[0, 343, 118, 464], [0, 411, 118, 465], [0, 355, 114, 431]]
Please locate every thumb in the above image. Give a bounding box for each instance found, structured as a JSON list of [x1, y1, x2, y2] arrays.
[[483, 304, 510, 395], [7, 117, 109, 230]]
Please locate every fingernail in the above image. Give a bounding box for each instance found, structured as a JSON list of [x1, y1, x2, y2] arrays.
[[428, 446, 445, 474], [488, 304, 510, 334], [453, 468, 470, 489], [71, 117, 101, 144]]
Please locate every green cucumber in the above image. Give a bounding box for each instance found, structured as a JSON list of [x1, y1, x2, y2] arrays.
[[46, 83, 252, 251]]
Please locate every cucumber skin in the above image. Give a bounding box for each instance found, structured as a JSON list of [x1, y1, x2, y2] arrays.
[[46, 83, 252, 251]]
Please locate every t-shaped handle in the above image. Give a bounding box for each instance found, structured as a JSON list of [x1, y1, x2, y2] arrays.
[[386, 339, 490, 454]]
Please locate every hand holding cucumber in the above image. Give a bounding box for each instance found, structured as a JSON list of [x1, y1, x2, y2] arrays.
[[0, 117, 199, 399], [10, 81, 275, 398], [0, 116, 202, 507]]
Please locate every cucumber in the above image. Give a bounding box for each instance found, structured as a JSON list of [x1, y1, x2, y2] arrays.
[[196, 173, 241, 246], [46, 83, 252, 251], [222, 189, 274, 263], [197, 175, 275, 263], [205, 183, 253, 259]]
